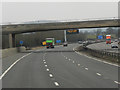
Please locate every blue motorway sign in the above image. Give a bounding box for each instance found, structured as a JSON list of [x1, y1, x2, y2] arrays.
[[98, 35, 103, 39], [20, 40, 23, 45], [56, 40, 61, 43]]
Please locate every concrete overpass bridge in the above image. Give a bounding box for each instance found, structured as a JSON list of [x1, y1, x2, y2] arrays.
[[1, 19, 120, 48]]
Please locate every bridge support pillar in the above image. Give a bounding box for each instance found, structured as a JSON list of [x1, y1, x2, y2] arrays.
[[8, 33, 16, 48]]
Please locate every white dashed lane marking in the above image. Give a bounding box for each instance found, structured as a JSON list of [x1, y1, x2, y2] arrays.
[[44, 62, 46, 64], [73, 61, 74, 63], [73, 48, 119, 67], [54, 82, 59, 87], [44, 53, 60, 87], [63, 49, 119, 86], [96, 73, 102, 76], [46, 69, 50, 72], [45, 65, 47, 67], [114, 81, 120, 84], [85, 68, 88, 70], [49, 74, 53, 78]]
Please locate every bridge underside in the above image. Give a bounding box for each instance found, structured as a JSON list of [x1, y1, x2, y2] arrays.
[[1, 19, 120, 48]]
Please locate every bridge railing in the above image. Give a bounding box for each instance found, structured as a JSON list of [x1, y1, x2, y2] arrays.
[[56, 17, 118, 22], [1, 17, 118, 25]]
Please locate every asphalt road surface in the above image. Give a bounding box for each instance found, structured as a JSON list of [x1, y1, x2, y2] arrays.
[[2, 44, 119, 88], [87, 42, 119, 53]]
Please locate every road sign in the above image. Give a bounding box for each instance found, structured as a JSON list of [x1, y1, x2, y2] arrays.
[[98, 35, 103, 39], [56, 40, 61, 43], [66, 29, 79, 34], [20, 40, 23, 45]]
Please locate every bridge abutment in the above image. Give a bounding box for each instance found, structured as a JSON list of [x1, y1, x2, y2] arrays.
[[8, 33, 16, 48]]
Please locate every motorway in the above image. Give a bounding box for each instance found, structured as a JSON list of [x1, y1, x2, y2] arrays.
[[2, 44, 119, 88], [87, 42, 119, 53]]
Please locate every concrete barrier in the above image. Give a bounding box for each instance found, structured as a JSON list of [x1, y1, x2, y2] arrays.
[[2, 47, 26, 58], [17, 46, 26, 52], [76, 45, 120, 63]]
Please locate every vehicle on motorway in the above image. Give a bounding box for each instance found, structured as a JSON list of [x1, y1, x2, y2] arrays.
[[106, 35, 111, 44], [63, 42, 68, 46], [114, 39, 118, 42], [78, 41, 83, 44], [82, 41, 88, 47], [46, 38, 55, 49], [111, 44, 118, 48], [82, 41, 87, 44], [82, 41, 89, 45], [87, 40, 95, 44], [26, 47, 32, 50]]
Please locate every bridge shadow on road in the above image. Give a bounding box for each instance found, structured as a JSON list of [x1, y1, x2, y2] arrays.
[[21, 50, 75, 53]]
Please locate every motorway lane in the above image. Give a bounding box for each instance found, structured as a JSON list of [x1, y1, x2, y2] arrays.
[[2, 53, 28, 73], [2, 44, 119, 88], [2, 52, 56, 88], [61, 44, 118, 82], [46, 44, 118, 87], [46, 53, 115, 88]]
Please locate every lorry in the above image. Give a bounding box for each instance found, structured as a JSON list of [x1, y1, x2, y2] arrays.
[[106, 35, 111, 44], [46, 38, 55, 48]]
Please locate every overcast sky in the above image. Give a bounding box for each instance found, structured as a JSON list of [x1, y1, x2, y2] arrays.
[[2, 2, 118, 23]]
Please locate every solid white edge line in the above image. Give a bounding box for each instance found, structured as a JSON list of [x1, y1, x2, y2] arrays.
[[73, 48, 119, 67], [114, 81, 120, 84], [44, 62, 46, 64], [54, 82, 59, 86], [0, 53, 31, 80]]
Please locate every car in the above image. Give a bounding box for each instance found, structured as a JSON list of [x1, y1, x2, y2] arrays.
[[26, 46, 32, 50], [115, 39, 118, 42], [82, 41, 86, 44], [63, 42, 68, 46], [111, 45, 118, 48], [78, 41, 83, 44]]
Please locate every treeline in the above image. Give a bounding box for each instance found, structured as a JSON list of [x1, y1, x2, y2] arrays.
[[15, 30, 64, 47]]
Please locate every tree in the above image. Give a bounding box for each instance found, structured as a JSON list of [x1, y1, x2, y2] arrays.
[[95, 29, 102, 38], [106, 27, 114, 34]]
